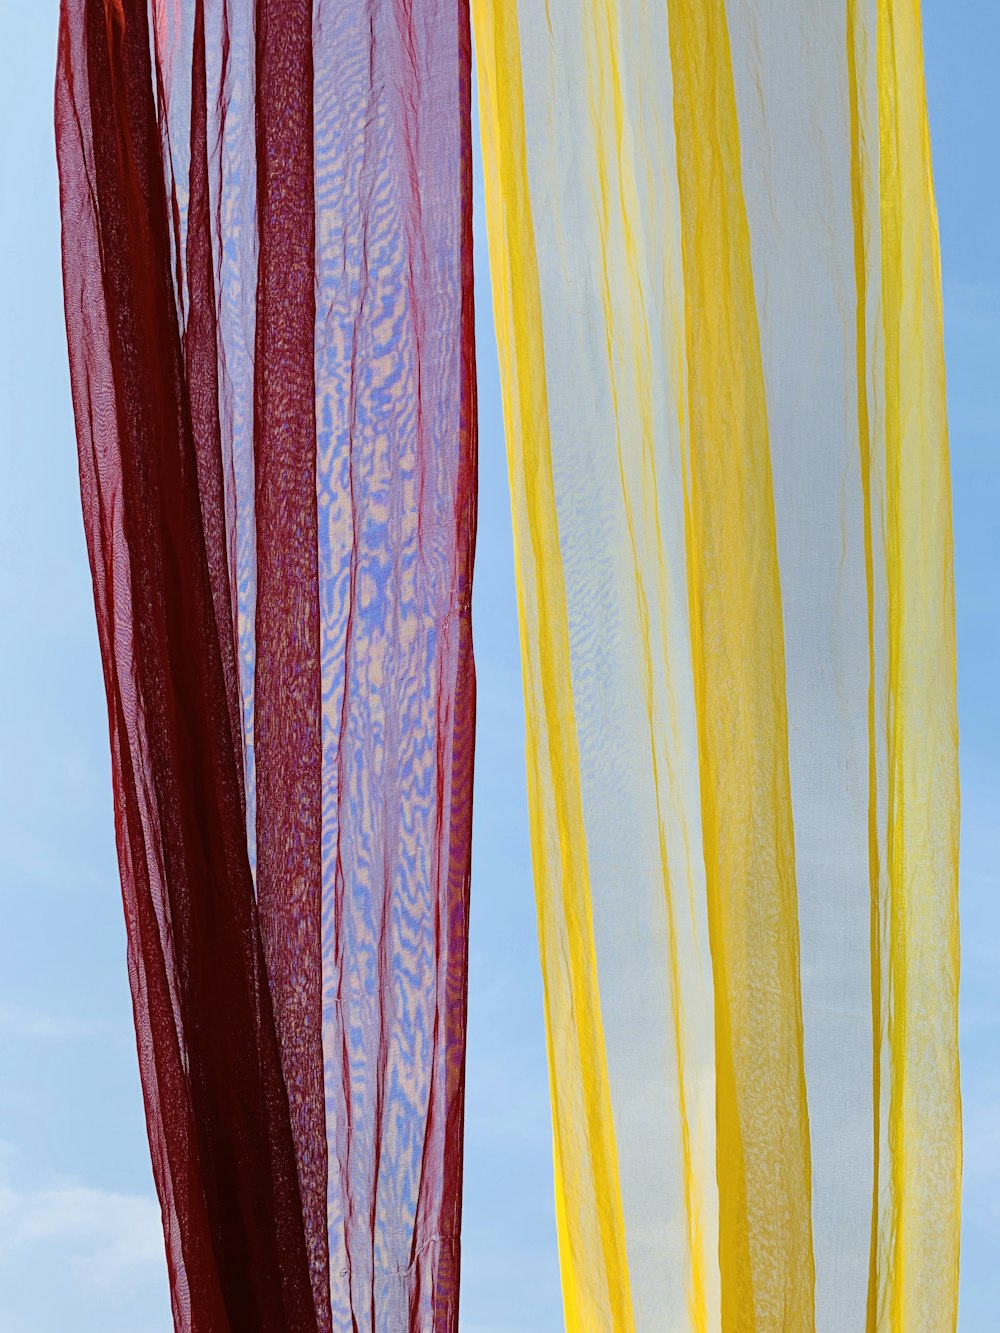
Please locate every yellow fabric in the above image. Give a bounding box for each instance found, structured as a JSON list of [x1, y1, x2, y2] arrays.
[[473, 6, 634, 1327], [472, 0, 960, 1327], [870, 2, 962, 1327], [666, 0, 816, 1324]]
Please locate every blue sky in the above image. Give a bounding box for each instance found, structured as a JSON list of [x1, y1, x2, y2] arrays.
[[0, 3, 994, 1330]]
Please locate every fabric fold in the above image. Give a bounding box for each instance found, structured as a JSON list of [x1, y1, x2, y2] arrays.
[[56, 2, 477, 1329], [472, 1, 959, 1328]]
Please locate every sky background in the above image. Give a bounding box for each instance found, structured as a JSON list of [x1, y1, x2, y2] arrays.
[[0, 2, 995, 1329]]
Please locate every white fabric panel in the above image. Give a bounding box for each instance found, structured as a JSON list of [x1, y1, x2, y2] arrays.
[[516, 1, 719, 1326]]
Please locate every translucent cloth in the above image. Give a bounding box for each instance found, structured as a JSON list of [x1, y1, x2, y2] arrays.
[[472, 0, 960, 1329], [56, 2, 477, 1329]]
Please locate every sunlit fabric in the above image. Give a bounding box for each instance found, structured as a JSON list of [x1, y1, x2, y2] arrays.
[[473, 0, 960, 1328], [55, 1, 477, 1329]]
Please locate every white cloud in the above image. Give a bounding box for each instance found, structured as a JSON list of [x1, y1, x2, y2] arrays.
[[7, 1183, 163, 1290], [0, 1148, 165, 1297]]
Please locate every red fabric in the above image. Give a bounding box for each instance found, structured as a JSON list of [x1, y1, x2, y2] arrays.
[[55, 2, 477, 1329], [252, 2, 330, 1323]]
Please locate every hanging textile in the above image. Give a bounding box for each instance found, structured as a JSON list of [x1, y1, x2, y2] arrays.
[[55, 1, 477, 1329], [473, 0, 959, 1328]]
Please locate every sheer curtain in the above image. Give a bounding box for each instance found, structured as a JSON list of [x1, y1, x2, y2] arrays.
[[56, 2, 477, 1328], [56, 0, 959, 1329], [473, 0, 960, 1328]]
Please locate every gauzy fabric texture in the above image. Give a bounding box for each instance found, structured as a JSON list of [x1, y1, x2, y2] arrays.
[[55, 1, 477, 1330], [473, 0, 960, 1331]]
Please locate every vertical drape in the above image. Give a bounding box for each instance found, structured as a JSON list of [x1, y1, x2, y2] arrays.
[[55, 1, 477, 1329], [472, 0, 960, 1329], [56, 0, 958, 1328]]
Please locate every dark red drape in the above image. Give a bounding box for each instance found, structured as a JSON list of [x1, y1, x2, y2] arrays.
[[55, 2, 477, 1329]]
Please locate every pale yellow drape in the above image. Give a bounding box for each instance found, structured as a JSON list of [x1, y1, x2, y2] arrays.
[[472, 0, 960, 1328]]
